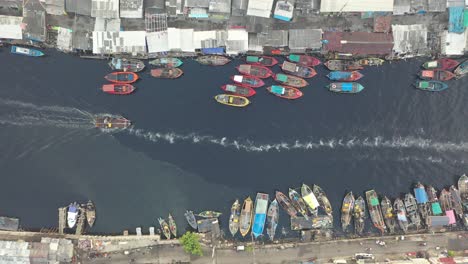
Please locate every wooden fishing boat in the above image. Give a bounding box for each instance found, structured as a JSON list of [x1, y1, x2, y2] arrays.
[[301, 184, 319, 216], [454, 60, 467, 77], [101, 84, 135, 95], [229, 199, 241, 236], [341, 192, 355, 232], [266, 85, 303, 99], [266, 199, 279, 241], [353, 196, 366, 235], [289, 188, 309, 218], [168, 214, 177, 237], [414, 80, 448, 92], [109, 58, 145, 72], [273, 73, 308, 88], [237, 64, 272, 78], [246, 55, 278, 67], [158, 218, 171, 239], [275, 191, 297, 217], [325, 60, 363, 71], [197, 211, 222, 218], [231, 75, 264, 88], [94, 115, 131, 129], [222, 84, 256, 97], [214, 94, 250, 107], [327, 82, 364, 93], [184, 210, 198, 230], [150, 68, 183, 79], [239, 197, 253, 237], [149, 57, 183, 68], [422, 58, 459, 70], [326, 71, 364, 81], [196, 55, 231, 66], [419, 70, 455, 81], [358, 58, 385, 66], [366, 190, 386, 234], [313, 185, 333, 216], [394, 198, 409, 233], [381, 196, 396, 233], [287, 54, 321, 67], [104, 72, 138, 84], [281, 61, 317, 78], [85, 200, 96, 227], [404, 193, 421, 229]]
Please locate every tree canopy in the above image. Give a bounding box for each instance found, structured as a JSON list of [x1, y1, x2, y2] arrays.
[[180, 232, 203, 256]]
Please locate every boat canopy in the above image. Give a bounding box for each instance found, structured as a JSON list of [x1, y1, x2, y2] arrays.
[[234, 75, 243, 82], [421, 70, 434, 77], [446, 210, 456, 224], [397, 212, 408, 222], [414, 188, 429, 204], [282, 61, 297, 72], [246, 56, 259, 62], [226, 85, 238, 92], [289, 54, 300, 62], [340, 83, 354, 92], [419, 81, 430, 88], [277, 74, 288, 82], [271, 85, 285, 95], [370, 197, 379, 206], [201, 47, 224, 54], [431, 202, 442, 215], [427, 61, 438, 68]]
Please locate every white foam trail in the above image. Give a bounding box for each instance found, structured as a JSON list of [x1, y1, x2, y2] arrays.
[[127, 128, 468, 153]]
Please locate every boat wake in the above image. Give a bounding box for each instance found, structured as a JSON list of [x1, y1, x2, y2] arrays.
[[127, 128, 468, 153], [0, 99, 96, 129]]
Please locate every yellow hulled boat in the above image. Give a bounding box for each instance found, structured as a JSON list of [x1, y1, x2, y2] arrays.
[[214, 94, 250, 107]]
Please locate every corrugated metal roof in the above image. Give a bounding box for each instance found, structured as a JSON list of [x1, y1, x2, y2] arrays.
[[92, 31, 147, 54], [22, 9, 46, 42], [167, 28, 195, 51], [393, 0, 411, 15], [392, 24, 428, 55], [209, 0, 231, 13], [0, 217, 19, 231], [120, 0, 144, 18], [0, 15, 22, 40], [289, 29, 322, 51], [91, 0, 120, 18], [45, 0, 66, 15], [442, 30, 466, 56], [448, 7, 464, 33], [185, 0, 210, 7], [246, 0, 274, 18], [427, 0, 446, 12], [65, 0, 92, 16], [320, 0, 394, 12], [323, 31, 393, 55], [258, 30, 288, 47], [146, 31, 169, 52]]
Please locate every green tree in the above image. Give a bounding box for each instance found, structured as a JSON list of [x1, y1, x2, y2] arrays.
[[447, 250, 455, 257], [180, 232, 203, 256]]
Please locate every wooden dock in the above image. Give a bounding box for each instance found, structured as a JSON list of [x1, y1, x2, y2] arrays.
[[58, 207, 66, 235]]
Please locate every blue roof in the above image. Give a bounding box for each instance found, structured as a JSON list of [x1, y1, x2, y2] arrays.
[[68, 205, 78, 213], [201, 47, 225, 54], [271, 85, 285, 95], [341, 83, 353, 92], [252, 213, 266, 238], [328, 71, 351, 80], [449, 7, 465, 33], [273, 15, 291, 21], [414, 187, 428, 204]]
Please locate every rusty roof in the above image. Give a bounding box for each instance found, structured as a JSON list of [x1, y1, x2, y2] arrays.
[[374, 15, 392, 33], [323, 31, 394, 55]]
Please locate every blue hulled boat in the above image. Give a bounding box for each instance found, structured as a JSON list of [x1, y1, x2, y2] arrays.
[[252, 193, 269, 238], [414, 80, 448, 92], [326, 71, 364, 81], [11, 46, 44, 57], [327, 82, 364, 93]]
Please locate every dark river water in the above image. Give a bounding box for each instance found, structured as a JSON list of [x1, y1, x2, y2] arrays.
[[0, 49, 466, 237]]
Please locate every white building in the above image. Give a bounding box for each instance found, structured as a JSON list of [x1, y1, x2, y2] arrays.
[[226, 29, 248, 55], [246, 0, 274, 18], [167, 28, 196, 52], [0, 15, 23, 40], [146, 31, 169, 53], [92, 31, 147, 54], [320, 0, 394, 12]]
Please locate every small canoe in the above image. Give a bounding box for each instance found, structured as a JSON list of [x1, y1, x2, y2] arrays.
[[197, 211, 222, 218], [358, 58, 385, 66], [85, 200, 96, 227], [419, 70, 455, 81], [10, 46, 44, 57], [231, 75, 264, 88], [273, 73, 308, 88], [327, 71, 364, 81], [105, 72, 138, 84], [239, 197, 253, 237], [287, 54, 321, 67], [327, 82, 364, 93], [151, 68, 183, 79], [94, 116, 131, 129], [196, 55, 231, 66], [275, 191, 297, 217], [237, 64, 272, 78], [109, 58, 145, 72], [341, 192, 355, 232], [149, 57, 183, 68], [246, 55, 278, 67], [229, 199, 241, 236], [414, 80, 448, 92], [184, 210, 198, 230], [158, 218, 171, 239], [267, 85, 303, 99], [168, 214, 177, 237], [221, 84, 256, 97], [102, 83, 135, 95], [454, 59, 467, 77], [214, 94, 250, 107], [324, 60, 363, 71], [266, 199, 279, 241], [281, 61, 317, 78], [422, 58, 459, 70]]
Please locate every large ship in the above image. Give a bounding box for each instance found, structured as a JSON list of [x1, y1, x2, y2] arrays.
[[101, 84, 135, 95], [150, 68, 183, 79], [94, 115, 131, 130], [327, 82, 364, 93], [341, 192, 355, 232], [252, 193, 269, 238], [222, 84, 256, 97], [158, 218, 171, 239], [449, 185, 464, 219], [414, 183, 430, 227], [231, 75, 264, 88], [273, 73, 308, 88], [229, 200, 241, 236], [246, 55, 278, 67], [85, 200, 96, 227], [380, 196, 396, 233], [287, 54, 321, 67], [414, 80, 448, 92], [168, 214, 177, 237], [214, 94, 250, 107], [422, 58, 459, 70], [394, 198, 409, 233], [404, 193, 421, 229], [266, 199, 279, 241], [239, 197, 253, 237], [419, 70, 455, 81], [184, 210, 198, 230], [10, 46, 44, 57], [289, 188, 309, 218], [149, 57, 183, 68], [104, 72, 138, 84], [365, 190, 386, 233], [326, 71, 364, 81], [109, 58, 145, 72], [196, 55, 231, 66], [281, 61, 317, 78], [301, 184, 320, 216], [324, 60, 363, 71], [237, 64, 273, 78], [454, 60, 467, 77], [313, 185, 333, 216], [426, 186, 443, 216], [358, 58, 385, 66], [67, 202, 79, 228], [266, 85, 303, 100], [275, 191, 297, 217], [353, 196, 366, 235], [197, 211, 222, 218]]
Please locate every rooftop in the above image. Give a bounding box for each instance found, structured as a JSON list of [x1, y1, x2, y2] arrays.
[[392, 24, 428, 55], [323, 31, 394, 55], [120, 0, 144, 18], [246, 0, 274, 18], [289, 28, 322, 52], [320, 0, 394, 12], [65, 0, 92, 16], [91, 0, 120, 18]]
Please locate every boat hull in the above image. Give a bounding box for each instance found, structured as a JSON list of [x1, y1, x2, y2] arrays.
[[274, 74, 308, 88], [419, 70, 455, 81], [196, 55, 230, 66], [150, 68, 183, 79], [365, 190, 386, 233], [288, 54, 321, 67], [184, 211, 198, 230], [109, 58, 145, 72], [454, 60, 468, 77], [341, 192, 355, 232], [327, 82, 364, 93], [237, 64, 272, 78], [222, 84, 256, 97], [149, 58, 183, 68], [422, 58, 459, 70], [414, 80, 448, 92], [231, 75, 264, 88], [11, 46, 44, 57], [267, 85, 303, 99], [266, 199, 279, 240], [239, 197, 253, 237], [325, 60, 363, 71], [281, 61, 317, 78], [275, 191, 297, 217], [94, 116, 131, 129], [327, 71, 364, 81], [246, 56, 278, 67], [102, 84, 135, 95], [252, 193, 269, 238], [105, 72, 138, 84], [229, 200, 241, 236], [85, 201, 96, 227], [214, 94, 250, 107]]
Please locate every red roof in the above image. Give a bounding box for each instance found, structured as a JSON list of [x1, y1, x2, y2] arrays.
[[439, 257, 456, 264], [323, 31, 394, 55]]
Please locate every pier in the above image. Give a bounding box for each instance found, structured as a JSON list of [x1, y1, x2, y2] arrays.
[[75, 207, 86, 236], [58, 207, 66, 235]]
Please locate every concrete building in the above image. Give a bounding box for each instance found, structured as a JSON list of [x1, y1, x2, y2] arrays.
[[44, 0, 66, 15], [320, 0, 394, 12], [65, 0, 92, 16], [0, 238, 73, 263], [91, 0, 120, 18], [120, 0, 144, 18], [146, 31, 169, 53], [0, 15, 22, 40], [246, 0, 274, 18], [249, 29, 288, 51], [392, 24, 428, 55], [72, 15, 94, 51], [167, 27, 196, 51], [92, 31, 147, 54], [226, 28, 248, 54], [192, 30, 225, 49], [289, 29, 322, 53], [56, 27, 73, 51]]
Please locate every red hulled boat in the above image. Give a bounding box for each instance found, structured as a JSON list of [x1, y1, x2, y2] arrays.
[[105, 72, 138, 84], [273, 73, 308, 88], [422, 58, 460, 70], [150, 68, 183, 79], [281, 61, 317, 78], [101, 84, 136, 95], [245, 55, 278, 67], [287, 54, 321, 67], [230, 75, 265, 88], [267, 85, 303, 100], [221, 84, 256, 97], [237, 64, 272, 78], [419, 70, 455, 81]]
